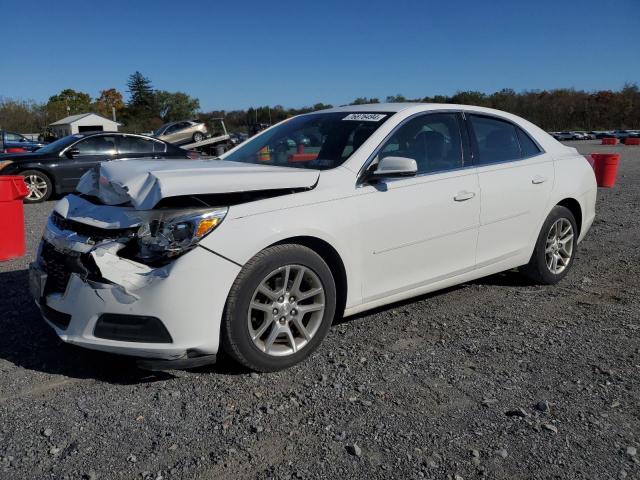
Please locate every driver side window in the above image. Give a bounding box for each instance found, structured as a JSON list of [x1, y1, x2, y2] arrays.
[[379, 113, 464, 174], [5, 133, 24, 142]]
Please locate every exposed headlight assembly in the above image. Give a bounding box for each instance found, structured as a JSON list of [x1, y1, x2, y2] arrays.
[[136, 207, 227, 260]]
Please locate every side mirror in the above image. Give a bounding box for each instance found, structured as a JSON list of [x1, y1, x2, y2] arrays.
[[66, 148, 80, 158], [369, 156, 418, 180]]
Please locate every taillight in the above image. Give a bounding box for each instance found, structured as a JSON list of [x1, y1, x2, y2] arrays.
[[186, 150, 200, 159]]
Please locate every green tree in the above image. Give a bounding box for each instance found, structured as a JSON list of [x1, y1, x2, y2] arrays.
[[386, 94, 407, 103], [124, 71, 155, 129], [126, 71, 154, 108], [0, 97, 46, 132], [46, 88, 92, 120], [450, 90, 490, 106], [350, 97, 379, 105], [153, 91, 200, 122]]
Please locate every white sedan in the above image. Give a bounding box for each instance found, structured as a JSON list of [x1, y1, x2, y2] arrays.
[[30, 103, 597, 371]]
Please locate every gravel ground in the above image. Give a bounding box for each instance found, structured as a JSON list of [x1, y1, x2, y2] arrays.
[[0, 140, 638, 480]]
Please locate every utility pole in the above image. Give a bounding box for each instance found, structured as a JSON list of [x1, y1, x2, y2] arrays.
[[112, 106, 117, 122]]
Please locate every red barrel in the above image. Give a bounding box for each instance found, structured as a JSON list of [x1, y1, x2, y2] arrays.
[[623, 137, 640, 146], [5, 147, 26, 153], [0, 176, 29, 261], [591, 153, 620, 188], [602, 137, 618, 145]]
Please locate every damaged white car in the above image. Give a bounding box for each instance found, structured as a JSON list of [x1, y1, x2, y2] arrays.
[[30, 104, 597, 371]]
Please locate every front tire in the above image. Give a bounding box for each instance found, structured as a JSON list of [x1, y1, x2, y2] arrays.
[[192, 132, 205, 142], [21, 170, 52, 203], [521, 206, 577, 284], [221, 244, 337, 372]]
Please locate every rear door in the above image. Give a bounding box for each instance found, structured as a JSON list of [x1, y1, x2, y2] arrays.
[[466, 113, 554, 267], [57, 135, 118, 190]]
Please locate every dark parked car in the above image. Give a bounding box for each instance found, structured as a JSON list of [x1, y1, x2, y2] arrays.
[[552, 132, 578, 141], [0, 132, 190, 203], [611, 129, 640, 139], [593, 131, 615, 139], [1, 130, 47, 152]]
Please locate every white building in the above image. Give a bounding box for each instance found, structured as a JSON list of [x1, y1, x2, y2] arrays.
[[49, 113, 122, 137]]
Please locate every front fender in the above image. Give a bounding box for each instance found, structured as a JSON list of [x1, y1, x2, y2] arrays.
[[200, 206, 362, 309]]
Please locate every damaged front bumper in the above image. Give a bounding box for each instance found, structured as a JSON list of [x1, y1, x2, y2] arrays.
[[32, 201, 241, 362]]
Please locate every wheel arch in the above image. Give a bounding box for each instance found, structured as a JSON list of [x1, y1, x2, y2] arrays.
[[17, 167, 57, 195], [270, 235, 348, 319], [556, 197, 582, 237]]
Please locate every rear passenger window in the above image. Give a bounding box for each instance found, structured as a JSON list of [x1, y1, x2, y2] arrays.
[[468, 115, 521, 164], [516, 127, 541, 157], [117, 136, 156, 155]]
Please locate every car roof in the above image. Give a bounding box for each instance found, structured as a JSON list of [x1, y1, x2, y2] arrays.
[[317, 102, 532, 118], [162, 120, 198, 126], [320, 103, 424, 113], [64, 131, 164, 140]]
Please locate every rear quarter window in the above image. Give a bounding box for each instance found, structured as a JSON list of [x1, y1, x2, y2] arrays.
[[516, 127, 542, 157]]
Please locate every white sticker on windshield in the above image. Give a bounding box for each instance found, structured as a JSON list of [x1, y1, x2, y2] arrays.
[[342, 113, 387, 122]]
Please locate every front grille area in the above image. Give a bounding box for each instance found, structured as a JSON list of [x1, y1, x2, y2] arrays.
[[40, 241, 85, 294], [51, 212, 135, 240], [94, 314, 173, 343]]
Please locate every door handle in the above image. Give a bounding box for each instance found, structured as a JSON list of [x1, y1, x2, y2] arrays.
[[454, 191, 476, 202], [532, 175, 547, 184]]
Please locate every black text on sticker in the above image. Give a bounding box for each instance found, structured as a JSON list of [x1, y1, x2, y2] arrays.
[[342, 113, 387, 122]]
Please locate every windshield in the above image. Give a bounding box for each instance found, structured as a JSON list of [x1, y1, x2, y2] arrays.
[[35, 135, 81, 153], [223, 111, 391, 170]]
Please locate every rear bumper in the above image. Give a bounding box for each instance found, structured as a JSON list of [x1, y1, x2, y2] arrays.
[[35, 245, 240, 361]]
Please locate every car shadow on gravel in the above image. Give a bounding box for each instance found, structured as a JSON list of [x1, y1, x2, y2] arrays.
[[335, 269, 531, 324], [0, 267, 529, 382], [0, 269, 246, 384]]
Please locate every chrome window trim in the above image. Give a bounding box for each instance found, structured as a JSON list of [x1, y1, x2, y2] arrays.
[[59, 133, 165, 157], [356, 109, 468, 185]]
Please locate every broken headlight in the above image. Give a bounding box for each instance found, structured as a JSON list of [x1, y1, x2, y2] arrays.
[[136, 207, 228, 260]]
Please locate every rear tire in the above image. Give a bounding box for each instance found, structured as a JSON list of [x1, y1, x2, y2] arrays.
[[521, 205, 577, 284], [221, 244, 336, 372], [21, 170, 52, 203]]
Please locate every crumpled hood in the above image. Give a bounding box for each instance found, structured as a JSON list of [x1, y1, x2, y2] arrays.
[[76, 158, 320, 209]]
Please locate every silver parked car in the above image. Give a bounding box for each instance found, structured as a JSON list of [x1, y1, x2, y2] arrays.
[[154, 120, 208, 145]]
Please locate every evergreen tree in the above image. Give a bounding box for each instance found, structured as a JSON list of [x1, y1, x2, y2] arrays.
[[126, 71, 154, 108], [124, 71, 155, 130]]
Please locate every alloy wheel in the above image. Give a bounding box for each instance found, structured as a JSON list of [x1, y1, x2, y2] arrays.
[[247, 265, 326, 357], [24, 174, 48, 201], [545, 218, 574, 274]]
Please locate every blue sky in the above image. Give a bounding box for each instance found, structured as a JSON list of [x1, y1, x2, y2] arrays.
[[1, 0, 638, 110]]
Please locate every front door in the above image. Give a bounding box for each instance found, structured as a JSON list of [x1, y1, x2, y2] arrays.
[[57, 134, 118, 191], [357, 112, 480, 303]]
